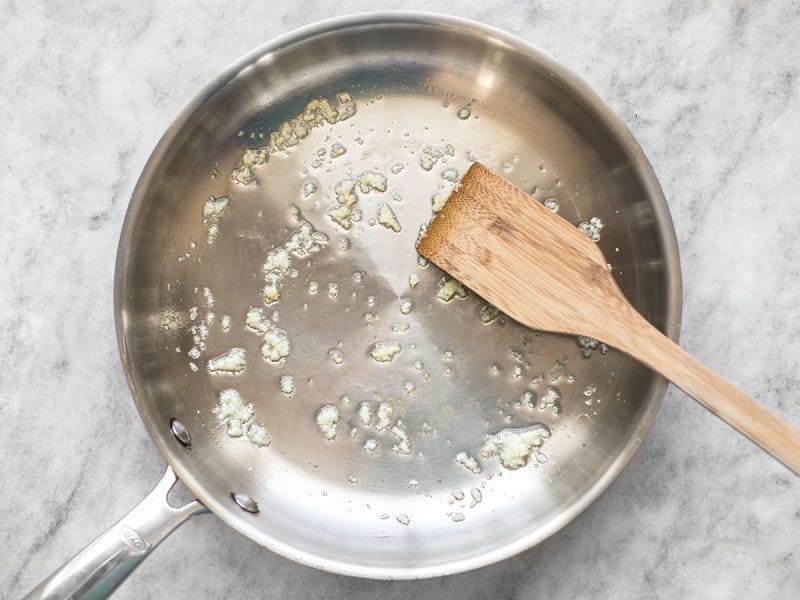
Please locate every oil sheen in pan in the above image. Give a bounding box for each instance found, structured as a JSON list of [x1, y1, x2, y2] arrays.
[[179, 89, 615, 520]]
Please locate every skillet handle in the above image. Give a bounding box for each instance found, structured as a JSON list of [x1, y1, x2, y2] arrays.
[[24, 466, 206, 600]]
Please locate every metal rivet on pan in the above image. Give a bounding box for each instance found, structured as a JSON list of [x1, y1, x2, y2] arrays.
[[170, 418, 192, 447], [232, 492, 259, 514]]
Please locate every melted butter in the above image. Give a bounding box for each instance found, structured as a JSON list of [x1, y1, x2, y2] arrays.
[[202, 196, 230, 244], [357, 402, 373, 426], [369, 341, 401, 363], [419, 143, 454, 171], [279, 374, 296, 395], [436, 277, 468, 302], [245, 308, 290, 363], [207, 347, 247, 375], [375, 402, 393, 431], [376, 203, 402, 232], [328, 349, 344, 364], [431, 192, 449, 212], [481, 424, 551, 470], [578, 216, 605, 242], [315, 404, 340, 440], [455, 451, 482, 474], [231, 92, 356, 185], [329, 171, 388, 230]]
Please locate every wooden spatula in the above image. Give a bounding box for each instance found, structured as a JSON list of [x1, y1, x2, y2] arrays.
[[418, 162, 800, 475]]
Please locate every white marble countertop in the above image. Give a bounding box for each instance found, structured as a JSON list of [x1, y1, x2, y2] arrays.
[[3, 2, 800, 598]]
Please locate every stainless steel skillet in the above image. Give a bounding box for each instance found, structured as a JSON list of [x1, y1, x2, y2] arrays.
[[27, 12, 681, 598]]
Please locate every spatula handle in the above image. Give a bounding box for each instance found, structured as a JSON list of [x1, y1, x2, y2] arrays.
[[627, 317, 800, 475]]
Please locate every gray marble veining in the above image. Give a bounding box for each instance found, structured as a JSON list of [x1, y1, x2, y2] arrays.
[[2, 1, 800, 598]]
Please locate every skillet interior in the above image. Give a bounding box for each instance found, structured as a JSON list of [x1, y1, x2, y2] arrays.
[[115, 14, 681, 578]]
